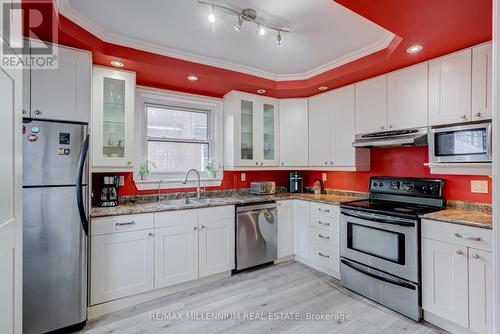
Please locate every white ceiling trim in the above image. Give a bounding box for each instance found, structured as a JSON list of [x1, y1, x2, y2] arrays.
[[56, 0, 395, 81]]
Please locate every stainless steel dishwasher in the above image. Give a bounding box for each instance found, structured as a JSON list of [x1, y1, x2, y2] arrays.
[[236, 201, 278, 270]]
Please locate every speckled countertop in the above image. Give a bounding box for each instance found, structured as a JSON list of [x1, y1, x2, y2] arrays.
[[420, 209, 492, 229], [90, 193, 363, 218]]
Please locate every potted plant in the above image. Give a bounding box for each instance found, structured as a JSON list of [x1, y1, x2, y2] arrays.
[[139, 160, 158, 180], [206, 159, 218, 178]]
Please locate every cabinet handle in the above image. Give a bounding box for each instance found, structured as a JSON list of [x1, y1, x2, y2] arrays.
[[115, 221, 135, 226], [454, 232, 481, 241], [324, 161, 328, 165], [472, 254, 480, 259], [475, 112, 482, 118], [194, 226, 197, 230], [329, 162, 333, 165], [318, 208, 330, 213], [318, 252, 330, 259], [33, 109, 42, 115], [201, 225, 205, 229], [260, 162, 264, 166], [148, 232, 154, 237], [281, 162, 284, 166], [456, 250, 463, 255], [22, 109, 27, 115], [318, 234, 330, 240], [255, 162, 259, 165], [380, 126, 385, 130], [127, 161, 132, 165], [389, 125, 393, 129], [460, 114, 467, 120], [318, 221, 330, 226]]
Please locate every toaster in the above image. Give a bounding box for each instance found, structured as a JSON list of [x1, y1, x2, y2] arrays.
[[250, 181, 276, 195]]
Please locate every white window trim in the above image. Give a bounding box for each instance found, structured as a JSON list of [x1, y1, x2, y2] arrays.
[[134, 86, 224, 190]]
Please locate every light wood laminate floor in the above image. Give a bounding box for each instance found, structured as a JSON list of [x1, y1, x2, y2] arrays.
[[79, 261, 446, 334]]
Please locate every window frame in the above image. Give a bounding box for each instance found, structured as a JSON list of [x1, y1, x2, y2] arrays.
[[145, 102, 212, 177], [134, 87, 223, 190]]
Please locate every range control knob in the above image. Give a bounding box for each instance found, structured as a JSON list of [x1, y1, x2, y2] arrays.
[[390, 182, 399, 190]]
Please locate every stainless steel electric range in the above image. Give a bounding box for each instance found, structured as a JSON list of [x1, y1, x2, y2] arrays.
[[340, 176, 445, 321]]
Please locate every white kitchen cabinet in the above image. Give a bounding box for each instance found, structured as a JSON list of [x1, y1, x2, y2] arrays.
[[90, 230, 154, 305], [293, 200, 310, 259], [279, 99, 308, 166], [308, 92, 332, 166], [421, 238, 469, 328], [429, 49, 472, 125], [92, 66, 136, 169], [277, 200, 294, 258], [472, 42, 492, 121], [387, 62, 428, 130], [355, 75, 387, 134], [198, 217, 235, 278], [468, 248, 493, 334], [224, 91, 279, 168], [28, 42, 91, 123], [154, 220, 198, 289]]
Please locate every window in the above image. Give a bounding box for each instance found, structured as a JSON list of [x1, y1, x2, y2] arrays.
[[146, 104, 211, 176]]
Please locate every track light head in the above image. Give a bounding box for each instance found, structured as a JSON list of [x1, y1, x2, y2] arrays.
[[276, 31, 283, 47], [233, 16, 243, 31]]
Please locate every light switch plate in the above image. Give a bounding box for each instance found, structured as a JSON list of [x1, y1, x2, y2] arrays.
[[241, 173, 246, 181], [471, 180, 488, 193], [322, 173, 327, 182]]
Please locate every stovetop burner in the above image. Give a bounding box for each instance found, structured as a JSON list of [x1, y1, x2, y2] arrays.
[[341, 199, 444, 219]]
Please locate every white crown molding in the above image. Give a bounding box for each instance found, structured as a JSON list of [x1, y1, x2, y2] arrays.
[[56, 0, 395, 81]]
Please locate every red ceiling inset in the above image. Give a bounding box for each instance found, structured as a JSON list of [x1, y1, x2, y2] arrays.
[[22, 0, 492, 98]]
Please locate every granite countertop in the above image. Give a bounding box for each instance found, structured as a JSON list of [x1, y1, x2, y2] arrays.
[[90, 193, 362, 218], [420, 209, 492, 229]]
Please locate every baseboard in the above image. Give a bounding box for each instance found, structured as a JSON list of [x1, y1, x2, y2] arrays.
[[274, 255, 294, 264], [423, 310, 475, 334], [294, 255, 341, 280], [88, 271, 232, 319]]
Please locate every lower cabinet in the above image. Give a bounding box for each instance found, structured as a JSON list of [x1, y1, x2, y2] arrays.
[[90, 206, 235, 305], [421, 219, 493, 334], [293, 200, 310, 259], [90, 230, 154, 305], [277, 200, 294, 258]]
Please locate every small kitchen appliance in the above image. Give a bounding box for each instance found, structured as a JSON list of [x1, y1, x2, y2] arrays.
[[250, 181, 276, 195], [340, 176, 445, 321], [288, 171, 303, 193], [97, 175, 120, 207]]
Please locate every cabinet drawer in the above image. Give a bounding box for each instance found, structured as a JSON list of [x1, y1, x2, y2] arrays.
[[91, 213, 154, 236], [310, 202, 339, 218], [310, 244, 339, 272], [198, 205, 235, 223], [421, 219, 492, 252], [310, 227, 338, 248], [155, 209, 198, 228], [310, 214, 339, 232]]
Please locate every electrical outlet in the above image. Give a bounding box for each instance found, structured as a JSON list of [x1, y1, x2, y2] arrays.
[[471, 180, 488, 194], [322, 173, 327, 182], [241, 173, 246, 182]]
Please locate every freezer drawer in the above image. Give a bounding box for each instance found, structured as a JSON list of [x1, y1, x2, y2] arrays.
[[23, 186, 87, 334]]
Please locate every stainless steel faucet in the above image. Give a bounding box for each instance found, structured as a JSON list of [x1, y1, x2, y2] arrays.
[[182, 169, 201, 198], [158, 179, 167, 202]]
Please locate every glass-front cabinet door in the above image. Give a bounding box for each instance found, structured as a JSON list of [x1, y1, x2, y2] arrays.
[[92, 66, 136, 168], [262, 102, 279, 166], [238, 99, 256, 166]]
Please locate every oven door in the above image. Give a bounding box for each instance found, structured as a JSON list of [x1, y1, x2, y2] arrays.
[[429, 123, 492, 163], [340, 209, 418, 282]]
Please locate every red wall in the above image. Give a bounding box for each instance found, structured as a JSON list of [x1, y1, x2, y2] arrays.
[[93, 146, 492, 204]]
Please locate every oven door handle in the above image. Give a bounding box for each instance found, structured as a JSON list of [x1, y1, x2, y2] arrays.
[[341, 259, 416, 290], [341, 211, 416, 227]]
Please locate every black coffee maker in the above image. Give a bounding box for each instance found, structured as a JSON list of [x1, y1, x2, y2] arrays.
[[97, 175, 120, 207], [288, 171, 304, 193]]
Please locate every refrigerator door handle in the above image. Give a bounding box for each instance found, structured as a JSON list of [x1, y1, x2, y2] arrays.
[[76, 134, 89, 235]]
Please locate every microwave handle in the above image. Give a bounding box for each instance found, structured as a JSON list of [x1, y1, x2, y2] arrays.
[[341, 259, 416, 290]]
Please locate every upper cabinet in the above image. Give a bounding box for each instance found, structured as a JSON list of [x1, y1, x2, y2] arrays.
[[355, 75, 388, 134], [429, 49, 472, 125], [309, 85, 370, 169], [224, 91, 279, 168], [472, 42, 492, 121], [387, 62, 429, 130], [92, 66, 136, 169], [279, 99, 308, 167], [25, 42, 91, 123]]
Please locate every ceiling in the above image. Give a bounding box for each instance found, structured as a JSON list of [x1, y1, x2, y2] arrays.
[[57, 0, 394, 80], [25, 0, 492, 98]]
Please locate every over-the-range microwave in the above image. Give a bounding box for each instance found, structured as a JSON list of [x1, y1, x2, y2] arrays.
[[429, 121, 492, 163]]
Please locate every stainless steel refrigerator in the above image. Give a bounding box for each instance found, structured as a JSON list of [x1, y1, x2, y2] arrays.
[[23, 120, 89, 334]]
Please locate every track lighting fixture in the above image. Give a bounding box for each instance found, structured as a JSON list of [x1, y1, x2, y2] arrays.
[[234, 16, 243, 31]]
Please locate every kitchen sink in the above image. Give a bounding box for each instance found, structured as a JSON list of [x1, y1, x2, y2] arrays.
[[160, 198, 212, 206]]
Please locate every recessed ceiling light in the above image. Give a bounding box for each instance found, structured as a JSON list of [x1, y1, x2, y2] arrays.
[[110, 60, 124, 67], [257, 89, 266, 94], [318, 86, 328, 91], [187, 75, 198, 81], [407, 45, 423, 54]]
